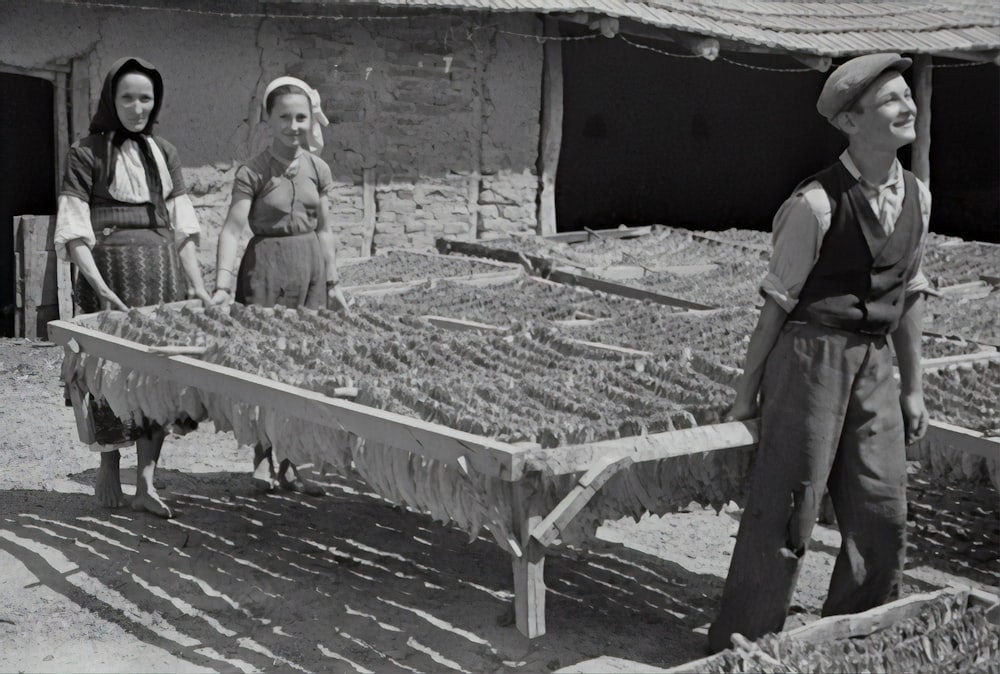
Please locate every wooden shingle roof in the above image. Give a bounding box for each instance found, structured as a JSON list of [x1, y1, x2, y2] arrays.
[[306, 0, 1000, 57], [47, 1, 1000, 58]]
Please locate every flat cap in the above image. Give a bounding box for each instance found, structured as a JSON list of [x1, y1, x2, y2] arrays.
[[816, 53, 912, 121]]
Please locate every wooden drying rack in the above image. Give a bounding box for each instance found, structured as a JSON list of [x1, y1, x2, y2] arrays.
[[48, 301, 761, 640]]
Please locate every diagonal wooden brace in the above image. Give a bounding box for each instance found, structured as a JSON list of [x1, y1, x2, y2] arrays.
[[530, 453, 636, 548]]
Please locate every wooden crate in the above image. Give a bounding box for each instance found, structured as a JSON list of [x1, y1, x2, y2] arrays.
[[12, 214, 72, 339], [660, 586, 999, 674]]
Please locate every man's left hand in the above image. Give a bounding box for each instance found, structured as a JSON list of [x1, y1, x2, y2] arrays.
[[900, 391, 928, 445]]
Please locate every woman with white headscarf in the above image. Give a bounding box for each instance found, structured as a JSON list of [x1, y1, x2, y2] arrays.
[[213, 76, 347, 495]]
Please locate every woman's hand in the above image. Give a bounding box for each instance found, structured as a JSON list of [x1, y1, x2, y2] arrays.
[[211, 289, 234, 306], [327, 286, 351, 313], [102, 291, 129, 312], [193, 287, 214, 307]]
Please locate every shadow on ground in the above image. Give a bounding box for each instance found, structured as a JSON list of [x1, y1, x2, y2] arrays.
[[0, 469, 724, 673]]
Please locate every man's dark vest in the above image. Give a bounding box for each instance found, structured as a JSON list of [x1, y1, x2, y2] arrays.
[[84, 133, 171, 233], [788, 161, 923, 335]]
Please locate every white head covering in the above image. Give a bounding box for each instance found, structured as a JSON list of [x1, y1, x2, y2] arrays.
[[261, 76, 329, 154]]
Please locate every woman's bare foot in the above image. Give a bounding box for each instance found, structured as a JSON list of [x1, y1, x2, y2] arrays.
[[278, 460, 325, 496], [131, 490, 174, 518], [133, 431, 172, 517], [95, 450, 127, 508]]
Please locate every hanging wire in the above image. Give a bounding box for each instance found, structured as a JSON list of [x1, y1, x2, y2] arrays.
[[618, 34, 706, 59], [718, 56, 815, 73]]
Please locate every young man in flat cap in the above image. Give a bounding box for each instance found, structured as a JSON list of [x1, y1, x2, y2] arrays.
[[708, 53, 932, 653]]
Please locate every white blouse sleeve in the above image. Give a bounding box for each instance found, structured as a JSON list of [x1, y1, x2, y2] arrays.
[[54, 194, 95, 261], [167, 193, 202, 246]]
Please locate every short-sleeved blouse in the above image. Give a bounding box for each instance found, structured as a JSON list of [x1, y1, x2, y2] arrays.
[[53, 134, 201, 260], [232, 149, 334, 237]]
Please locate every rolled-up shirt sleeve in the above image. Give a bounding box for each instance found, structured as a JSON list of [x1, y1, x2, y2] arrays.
[[905, 177, 935, 297], [54, 194, 95, 261], [759, 183, 830, 313], [167, 193, 202, 246]]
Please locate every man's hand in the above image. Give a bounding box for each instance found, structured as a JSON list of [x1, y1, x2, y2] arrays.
[[724, 393, 759, 422], [900, 390, 928, 445], [328, 286, 351, 313]]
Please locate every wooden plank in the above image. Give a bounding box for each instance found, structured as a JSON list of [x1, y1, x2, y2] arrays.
[[537, 16, 563, 237], [562, 337, 653, 358], [785, 587, 968, 645], [522, 420, 759, 477], [512, 476, 547, 638], [937, 280, 991, 299], [26, 251, 60, 306], [531, 454, 635, 547], [70, 55, 91, 142], [690, 231, 769, 254], [67, 378, 97, 445], [55, 74, 69, 199], [344, 267, 523, 297], [913, 420, 1000, 462], [546, 269, 716, 310], [921, 349, 1000, 372], [661, 586, 992, 674], [57, 259, 72, 320], [911, 54, 932, 186], [421, 315, 506, 333], [544, 225, 652, 244], [47, 319, 530, 481], [923, 329, 1000, 349], [360, 166, 375, 257], [436, 237, 551, 274], [22, 219, 37, 339]]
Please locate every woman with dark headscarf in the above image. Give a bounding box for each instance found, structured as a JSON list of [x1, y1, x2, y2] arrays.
[[55, 56, 212, 518]]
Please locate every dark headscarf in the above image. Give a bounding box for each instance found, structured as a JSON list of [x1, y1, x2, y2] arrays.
[[90, 57, 169, 221], [90, 56, 164, 136]]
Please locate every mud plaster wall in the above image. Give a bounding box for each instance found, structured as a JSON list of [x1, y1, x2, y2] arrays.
[[0, 3, 543, 282]]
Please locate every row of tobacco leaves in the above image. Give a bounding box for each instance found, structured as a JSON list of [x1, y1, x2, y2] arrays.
[[60, 228, 999, 671]]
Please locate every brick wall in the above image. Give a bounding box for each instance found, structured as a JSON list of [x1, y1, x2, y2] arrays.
[[1, 3, 545, 281]]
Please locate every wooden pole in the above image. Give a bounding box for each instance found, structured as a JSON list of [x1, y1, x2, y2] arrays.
[[512, 475, 547, 637], [537, 16, 563, 236], [361, 166, 376, 257], [912, 54, 932, 187]]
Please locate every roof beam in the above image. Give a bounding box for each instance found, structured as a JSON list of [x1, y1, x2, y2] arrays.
[[793, 54, 832, 72], [555, 13, 719, 60], [615, 18, 719, 60], [933, 50, 1000, 66]]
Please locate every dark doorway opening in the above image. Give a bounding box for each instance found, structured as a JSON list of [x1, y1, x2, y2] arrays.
[[927, 61, 999, 243], [555, 33, 998, 243], [555, 33, 843, 234], [0, 72, 56, 336]]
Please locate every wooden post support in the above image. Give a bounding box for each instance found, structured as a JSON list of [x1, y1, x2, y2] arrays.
[[537, 16, 563, 237], [361, 167, 376, 257], [511, 475, 548, 638], [70, 54, 91, 142], [912, 54, 932, 187]]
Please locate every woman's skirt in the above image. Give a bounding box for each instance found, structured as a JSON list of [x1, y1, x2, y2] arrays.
[[74, 225, 187, 445], [236, 232, 326, 309], [76, 226, 186, 314]]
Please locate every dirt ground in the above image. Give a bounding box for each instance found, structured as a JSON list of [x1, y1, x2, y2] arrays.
[[1, 337, 997, 674]]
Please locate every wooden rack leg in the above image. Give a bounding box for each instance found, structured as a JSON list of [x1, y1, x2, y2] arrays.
[[512, 475, 547, 638], [67, 380, 96, 445]]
